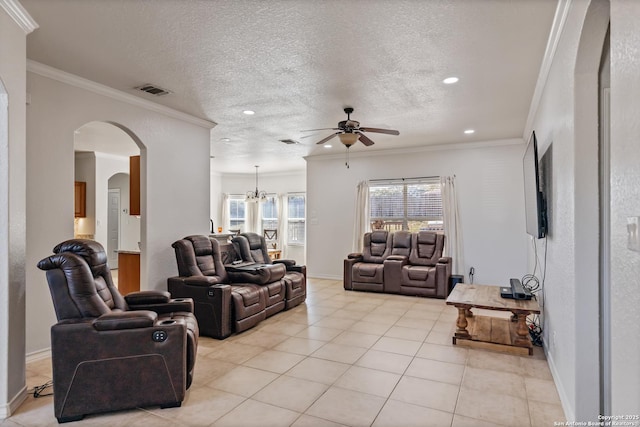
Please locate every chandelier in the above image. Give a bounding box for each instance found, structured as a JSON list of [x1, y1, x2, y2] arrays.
[[246, 165, 267, 202]]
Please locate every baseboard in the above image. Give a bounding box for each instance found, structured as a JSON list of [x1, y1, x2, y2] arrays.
[[0, 385, 27, 419], [26, 347, 51, 364], [544, 342, 575, 421], [308, 274, 342, 281]]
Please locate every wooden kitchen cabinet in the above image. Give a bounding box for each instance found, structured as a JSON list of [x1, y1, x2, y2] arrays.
[[74, 181, 86, 218], [117, 251, 140, 295], [130, 155, 140, 216]]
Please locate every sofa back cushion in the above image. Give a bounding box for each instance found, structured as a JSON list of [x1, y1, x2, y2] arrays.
[[408, 231, 445, 266], [391, 231, 411, 257], [362, 230, 391, 263], [233, 233, 271, 264], [172, 235, 228, 282], [38, 239, 127, 320]]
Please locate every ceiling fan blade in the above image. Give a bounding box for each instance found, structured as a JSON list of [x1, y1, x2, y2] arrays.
[[357, 132, 375, 146], [315, 132, 340, 145], [301, 127, 340, 132], [359, 127, 400, 136]]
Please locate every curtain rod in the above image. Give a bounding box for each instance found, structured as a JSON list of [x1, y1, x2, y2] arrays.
[[369, 176, 440, 182]]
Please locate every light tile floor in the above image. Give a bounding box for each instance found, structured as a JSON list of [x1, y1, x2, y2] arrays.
[[5, 278, 566, 427]]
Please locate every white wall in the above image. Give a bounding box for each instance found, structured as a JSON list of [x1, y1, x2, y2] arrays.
[[609, 0, 640, 414], [25, 70, 212, 354], [215, 170, 307, 263], [306, 141, 528, 284], [525, 0, 640, 420], [0, 2, 31, 418]]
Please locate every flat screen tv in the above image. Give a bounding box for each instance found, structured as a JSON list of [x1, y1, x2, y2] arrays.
[[523, 131, 546, 238]]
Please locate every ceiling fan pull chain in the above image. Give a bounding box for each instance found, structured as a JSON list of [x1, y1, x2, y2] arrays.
[[346, 146, 350, 168]]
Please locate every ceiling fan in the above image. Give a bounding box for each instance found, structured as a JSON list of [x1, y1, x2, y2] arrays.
[[302, 107, 400, 147]]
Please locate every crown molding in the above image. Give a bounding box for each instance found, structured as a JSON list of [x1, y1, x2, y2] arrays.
[[523, 0, 572, 138], [0, 0, 38, 34], [27, 60, 216, 130], [304, 138, 524, 162]]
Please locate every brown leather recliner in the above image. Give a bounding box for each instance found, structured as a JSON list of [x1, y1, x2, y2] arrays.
[[169, 235, 267, 338], [37, 239, 198, 423], [401, 231, 451, 298], [232, 232, 307, 309], [343, 230, 392, 292]]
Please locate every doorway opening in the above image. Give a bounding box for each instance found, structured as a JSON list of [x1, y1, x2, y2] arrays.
[[73, 121, 143, 293]]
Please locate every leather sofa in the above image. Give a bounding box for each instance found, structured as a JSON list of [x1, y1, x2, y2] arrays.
[[37, 239, 198, 423], [232, 232, 307, 309], [168, 235, 306, 339], [344, 230, 452, 299]]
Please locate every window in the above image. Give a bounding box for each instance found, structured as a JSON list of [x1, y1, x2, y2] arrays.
[[228, 196, 245, 231], [369, 178, 443, 232], [261, 195, 278, 232], [287, 193, 305, 245]]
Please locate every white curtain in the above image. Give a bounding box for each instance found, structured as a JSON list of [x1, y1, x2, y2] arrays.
[[220, 193, 230, 232], [276, 194, 286, 258], [352, 181, 370, 253], [441, 176, 465, 279], [246, 199, 259, 233]]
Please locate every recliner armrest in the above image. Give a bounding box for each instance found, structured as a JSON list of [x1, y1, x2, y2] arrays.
[[125, 290, 171, 305], [438, 257, 452, 264], [129, 299, 195, 314], [273, 259, 296, 268], [347, 253, 363, 260], [184, 275, 227, 286], [92, 310, 157, 331], [386, 255, 408, 263]]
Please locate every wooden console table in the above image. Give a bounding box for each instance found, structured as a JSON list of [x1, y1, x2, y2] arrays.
[[445, 284, 541, 356]]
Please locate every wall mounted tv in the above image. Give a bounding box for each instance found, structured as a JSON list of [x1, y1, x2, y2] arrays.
[[523, 131, 546, 238]]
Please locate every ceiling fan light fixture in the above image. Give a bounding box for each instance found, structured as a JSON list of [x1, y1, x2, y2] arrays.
[[338, 133, 359, 146]]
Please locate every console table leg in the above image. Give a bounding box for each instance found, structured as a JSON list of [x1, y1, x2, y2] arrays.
[[514, 313, 529, 345], [455, 307, 471, 339]]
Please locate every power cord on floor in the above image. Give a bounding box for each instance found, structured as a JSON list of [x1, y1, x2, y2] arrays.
[[527, 314, 543, 347], [32, 380, 53, 398]]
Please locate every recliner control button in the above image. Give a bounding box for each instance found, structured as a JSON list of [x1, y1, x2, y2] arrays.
[[152, 330, 167, 342]]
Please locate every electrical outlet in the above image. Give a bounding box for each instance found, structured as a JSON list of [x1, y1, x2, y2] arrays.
[[552, 331, 556, 348]]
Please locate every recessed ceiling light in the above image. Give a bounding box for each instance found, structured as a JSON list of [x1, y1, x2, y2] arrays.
[[324, 144, 332, 148], [243, 110, 255, 115], [464, 129, 475, 134], [220, 138, 231, 142], [443, 77, 459, 84]]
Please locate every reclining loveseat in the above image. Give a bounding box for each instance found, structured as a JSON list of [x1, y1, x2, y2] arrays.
[[168, 235, 306, 339], [344, 230, 452, 298]]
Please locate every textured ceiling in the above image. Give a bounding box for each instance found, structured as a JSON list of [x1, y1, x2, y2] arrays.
[[21, 0, 557, 174]]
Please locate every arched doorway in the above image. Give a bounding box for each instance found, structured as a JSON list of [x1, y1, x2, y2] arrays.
[[73, 121, 144, 293]]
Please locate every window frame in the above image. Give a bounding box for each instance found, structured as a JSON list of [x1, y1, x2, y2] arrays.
[[368, 177, 443, 232], [286, 193, 306, 246], [228, 194, 246, 232]]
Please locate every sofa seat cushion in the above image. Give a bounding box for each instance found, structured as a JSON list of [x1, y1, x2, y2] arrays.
[[402, 266, 436, 288], [353, 263, 384, 284]]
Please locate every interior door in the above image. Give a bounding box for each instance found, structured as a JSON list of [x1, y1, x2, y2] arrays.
[[107, 189, 120, 268]]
